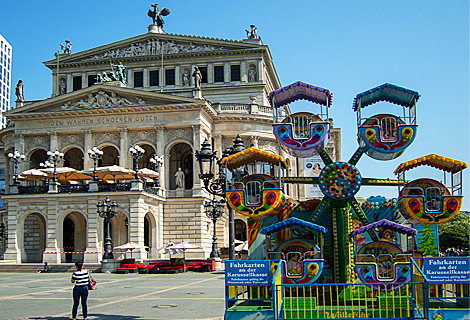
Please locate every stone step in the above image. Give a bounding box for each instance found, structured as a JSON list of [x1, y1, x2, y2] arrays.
[[0, 263, 102, 273]]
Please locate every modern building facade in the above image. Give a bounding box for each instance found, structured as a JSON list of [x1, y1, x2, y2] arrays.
[[0, 34, 12, 128], [0, 22, 340, 264]]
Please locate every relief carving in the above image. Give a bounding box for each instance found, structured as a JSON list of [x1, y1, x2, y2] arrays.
[[60, 91, 146, 110], [25, 135, 49, 151], [128, 130, 156, 145], [167, 128, 193, 143], [86, 40, 225, 60], [258, 139, 278, 153], [94, 132, 120, 145], [59, 134, 84, 149]]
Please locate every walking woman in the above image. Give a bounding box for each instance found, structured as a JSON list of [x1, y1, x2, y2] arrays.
[[71, 262, 89, 320]]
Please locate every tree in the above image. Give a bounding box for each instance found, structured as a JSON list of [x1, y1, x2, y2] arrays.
[[418, 224, 439, 256], [438, 211, 470, 251]]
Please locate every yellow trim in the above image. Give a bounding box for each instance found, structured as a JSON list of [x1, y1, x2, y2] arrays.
[[220, 147, 288, 170], [394, 153, 468, 174]]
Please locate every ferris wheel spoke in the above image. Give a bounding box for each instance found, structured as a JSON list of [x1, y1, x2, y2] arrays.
[[299, 197, 331, 237], [319, 149, 333, 165], [349, 197, 379, 242], [348, 147, 364, 165]]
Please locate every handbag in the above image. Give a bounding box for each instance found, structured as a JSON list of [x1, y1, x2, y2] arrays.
[[87, 270, 97, 290]]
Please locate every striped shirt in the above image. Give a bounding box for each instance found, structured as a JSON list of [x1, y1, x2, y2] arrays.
[[72, 270, 89, 287]]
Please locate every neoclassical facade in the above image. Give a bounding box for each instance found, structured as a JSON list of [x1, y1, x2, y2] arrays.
[[0, 26, 340, 263]]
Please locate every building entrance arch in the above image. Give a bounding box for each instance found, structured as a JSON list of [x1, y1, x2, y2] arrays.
[[22, 213, 46, 263], [62, 211, 87, 263]]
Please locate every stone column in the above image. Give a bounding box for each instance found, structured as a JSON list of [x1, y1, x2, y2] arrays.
[[224, 62, 230, 83], [128, 196, 147, 261], [257, 59, 264, 83], [241, 61, 247, 82], [48, 132, 59, 152], [164, 154, 170, 196], [207, 63, 213, 84], [82, 130, 93, 169], [155, 126, 166, 190], [118, 128, 128, 168], [175, 65, 180, 86], [214, 135, 222, 161], [84, 197, 102, 263], [81, 72, 87, 89], [127, 69, 133, 88], [14, 133, 26, 178], [3, 200, 21, 262], [52, 74, 58, 97], [143, 68, 149, 88], [43, 199, 61, 263], [192, 124, 202, 196], [66, 74, 72, 93]]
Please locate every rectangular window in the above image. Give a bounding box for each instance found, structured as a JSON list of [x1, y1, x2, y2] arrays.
[[72, 76, 82, 91], [199, 67, 208, 83], [231, 65, 241, 82], [214, 66, 224, 82], [149, 70, 159, 86], [134, 71, 143, 87], [87, 75, 97, 87], [165, 69, 175, 86]]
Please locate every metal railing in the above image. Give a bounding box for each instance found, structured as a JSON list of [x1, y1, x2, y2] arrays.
[[98, 182, 132, 192], [58, 184, 90, 193], [18, 185, 49, 194]]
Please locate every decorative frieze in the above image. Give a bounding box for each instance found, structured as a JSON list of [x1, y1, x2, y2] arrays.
[[258, 139, 278, 153], [86, 40, 226, 60], [60, 91, 147, 110], [166, 128, 193, 143], [19, 205, 47, 213], [128, 130, 156, 145], [58, 204, 87, 211], [24, 135, 49, 152], [59, 134, 84, 149], [94, 132, 120, 146]]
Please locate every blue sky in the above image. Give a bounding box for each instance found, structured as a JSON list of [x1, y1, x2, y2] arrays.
[[1, 1, 469, 209]]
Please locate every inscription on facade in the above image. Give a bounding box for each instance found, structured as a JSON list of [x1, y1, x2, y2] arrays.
[[50, 115, 158, 127]]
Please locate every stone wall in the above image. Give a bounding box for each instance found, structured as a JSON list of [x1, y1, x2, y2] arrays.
[[23, 215, 43, 263]]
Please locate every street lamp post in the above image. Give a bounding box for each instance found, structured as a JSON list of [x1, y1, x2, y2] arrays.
[[40, 150, 64, 183], [87, 147, 103, 182], [195, 135, 245, 260], [149, 154, 164, 187], [203, 198, 225, 258], [129, 145, 145, 180], [96, 196, 118, 260], [7, 151, 25, 185]]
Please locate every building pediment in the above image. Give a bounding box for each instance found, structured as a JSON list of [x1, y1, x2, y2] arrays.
[[43, 32, 266, 68], [5, 85, 213, 118]]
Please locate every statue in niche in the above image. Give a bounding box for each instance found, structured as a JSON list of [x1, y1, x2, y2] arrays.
[[192, 66, 202, 89], [148, 3, 170, 28], [175, 167, 185, 189], [245, 25, 258, 39], [15, 80, 24, 102], [248, 65, 257, 82], [182, 69, 190, 86], [59, 79, 66, 95], [60, 40, 72, 54]]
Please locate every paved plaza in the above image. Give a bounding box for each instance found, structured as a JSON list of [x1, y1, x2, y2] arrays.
[[0, 271, 225, 320]]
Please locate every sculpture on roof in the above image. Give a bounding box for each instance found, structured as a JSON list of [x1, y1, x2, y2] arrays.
[[245, 25, 258, 39], [60, 40, 72, 54], [15, 80, 24, 102], [148, 3, 170, 28]]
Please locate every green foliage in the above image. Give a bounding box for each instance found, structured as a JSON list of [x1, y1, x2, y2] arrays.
[[417, 224, 439, 256], [219, 247, 229, 255], [439, 212, 470, 251]]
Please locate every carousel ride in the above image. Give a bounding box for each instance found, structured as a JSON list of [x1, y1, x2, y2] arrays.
[[223, 81, 466, 289]]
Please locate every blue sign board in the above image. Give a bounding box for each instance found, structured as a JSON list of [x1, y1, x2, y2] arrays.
[[225, 260, 270, 286], [424, 257, 470, 284]]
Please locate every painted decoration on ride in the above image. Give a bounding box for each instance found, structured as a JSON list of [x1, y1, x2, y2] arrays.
[[358, 114, 417, 160], [318, 162, 362, 200], [225, 260, 270, 286], [423, 257, 470, 284], [270, 258, 324, 285], [356, 241, 412, 291], [429, 309, 470, 320], [226, 174, 284, 220], [398, 178, 463, 224], [304, 155, 324, 198], [273, 112, 330, 158]]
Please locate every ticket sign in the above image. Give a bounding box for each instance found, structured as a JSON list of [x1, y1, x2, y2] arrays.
[[225, 260, 270, 286], [424, 257, 470, 284]]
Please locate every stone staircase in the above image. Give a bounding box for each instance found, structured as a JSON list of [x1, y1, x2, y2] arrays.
[[0, 263, 102, 273]]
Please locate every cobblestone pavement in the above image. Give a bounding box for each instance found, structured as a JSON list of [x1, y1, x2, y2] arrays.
[[0, 271, 225, 320]]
